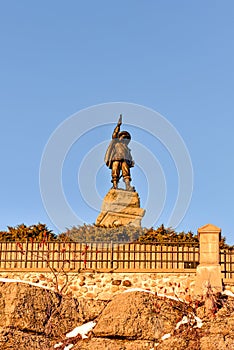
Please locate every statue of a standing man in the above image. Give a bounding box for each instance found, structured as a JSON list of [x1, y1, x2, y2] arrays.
[[104, 115, 135, 191]]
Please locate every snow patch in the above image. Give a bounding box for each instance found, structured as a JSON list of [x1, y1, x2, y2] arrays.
[[223, 290, 234, 298], [123, 288, 155, 294], [0, 277, 51, 290], [194, 316, 203, 328], [66, 321, 96, 339], [175, 316, 189, 329], [152, 313, 203, 348], [161, 333, 171, 340], [175, 314, 203, 330], [64, 345, 74, 350]]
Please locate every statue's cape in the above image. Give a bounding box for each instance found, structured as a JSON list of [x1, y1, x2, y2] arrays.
[[104, 139, 116, 168]]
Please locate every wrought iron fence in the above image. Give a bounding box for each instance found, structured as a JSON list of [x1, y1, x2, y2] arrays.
[[220, 248, 234, 279], [0, 241, 199, 271], [2, 241, 234, 278]]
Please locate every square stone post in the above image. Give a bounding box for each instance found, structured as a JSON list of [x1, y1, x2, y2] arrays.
[[194, 223, 223, 295]]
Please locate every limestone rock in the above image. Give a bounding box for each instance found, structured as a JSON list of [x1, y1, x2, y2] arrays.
[[0, 282, 107, 348], [94, 291, 183, 340], [45, 297, 107, 337], [157, 296, 234, 350], [200, 335, 227, 350], [0, 328, 53, 350], [0, 282, 60, 333], [73, 338, 154, 350], [1, 281, 234, 349], [96, 189, 145, 227]]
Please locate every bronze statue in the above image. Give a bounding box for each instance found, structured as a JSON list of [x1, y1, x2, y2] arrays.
[[105, 115, 135, 191]]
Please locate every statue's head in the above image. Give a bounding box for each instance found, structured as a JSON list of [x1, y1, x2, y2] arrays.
[[119, 131, 131, 144]]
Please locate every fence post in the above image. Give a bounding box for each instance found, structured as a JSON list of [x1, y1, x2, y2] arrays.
[[194, 223, 222, 295], [110, 241, 113, 269], [24, 240, 28, 268]]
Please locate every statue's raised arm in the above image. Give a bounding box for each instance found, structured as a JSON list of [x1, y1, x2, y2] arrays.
[[112, 114, 122, 139]]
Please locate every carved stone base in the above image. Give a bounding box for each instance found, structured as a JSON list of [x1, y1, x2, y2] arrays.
[[96, 189, 145, 227]]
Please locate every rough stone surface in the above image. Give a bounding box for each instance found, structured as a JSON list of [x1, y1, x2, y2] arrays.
[[45, 297, 107, 337], [0, 328, 53, 350], [157, 296, 234, 350], [1, 281, 234, 349], [0, 282, 107, 349], [94, 291, 183, 340], [0, 282, 60, 332], [73, 338, 154, 350], [95, 188, 145, 227]]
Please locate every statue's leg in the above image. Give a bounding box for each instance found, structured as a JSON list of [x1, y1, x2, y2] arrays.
[[122, 161, 134, 191], [112, 161, 120, 189]]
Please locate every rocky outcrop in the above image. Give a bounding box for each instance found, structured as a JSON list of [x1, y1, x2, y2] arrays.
[[0, 282, 60, 331], [1, 281, 234, 350], [156, 296, 234, 350], [94, 291, 182, 340], [76, 338, 154, 350], [73, 291, 234, 350], [0, 282, 107, 349]]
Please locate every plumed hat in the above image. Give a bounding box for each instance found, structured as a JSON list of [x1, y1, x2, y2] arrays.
[[118, 131, 131, 139]]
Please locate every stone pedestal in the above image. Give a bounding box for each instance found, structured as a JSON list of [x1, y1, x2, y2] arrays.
[[96, 189, 145, 227], [194, 223, 223, 295]]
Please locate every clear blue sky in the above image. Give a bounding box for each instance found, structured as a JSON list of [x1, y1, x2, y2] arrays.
[[1, 1, 234, 243]]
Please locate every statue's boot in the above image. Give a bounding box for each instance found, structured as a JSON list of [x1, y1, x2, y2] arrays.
[[112, 180, 118, 190], [124, 179, 135, 192]]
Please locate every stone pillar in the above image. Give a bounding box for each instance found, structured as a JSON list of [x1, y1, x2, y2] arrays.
[[194, 224, 223, 295]]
